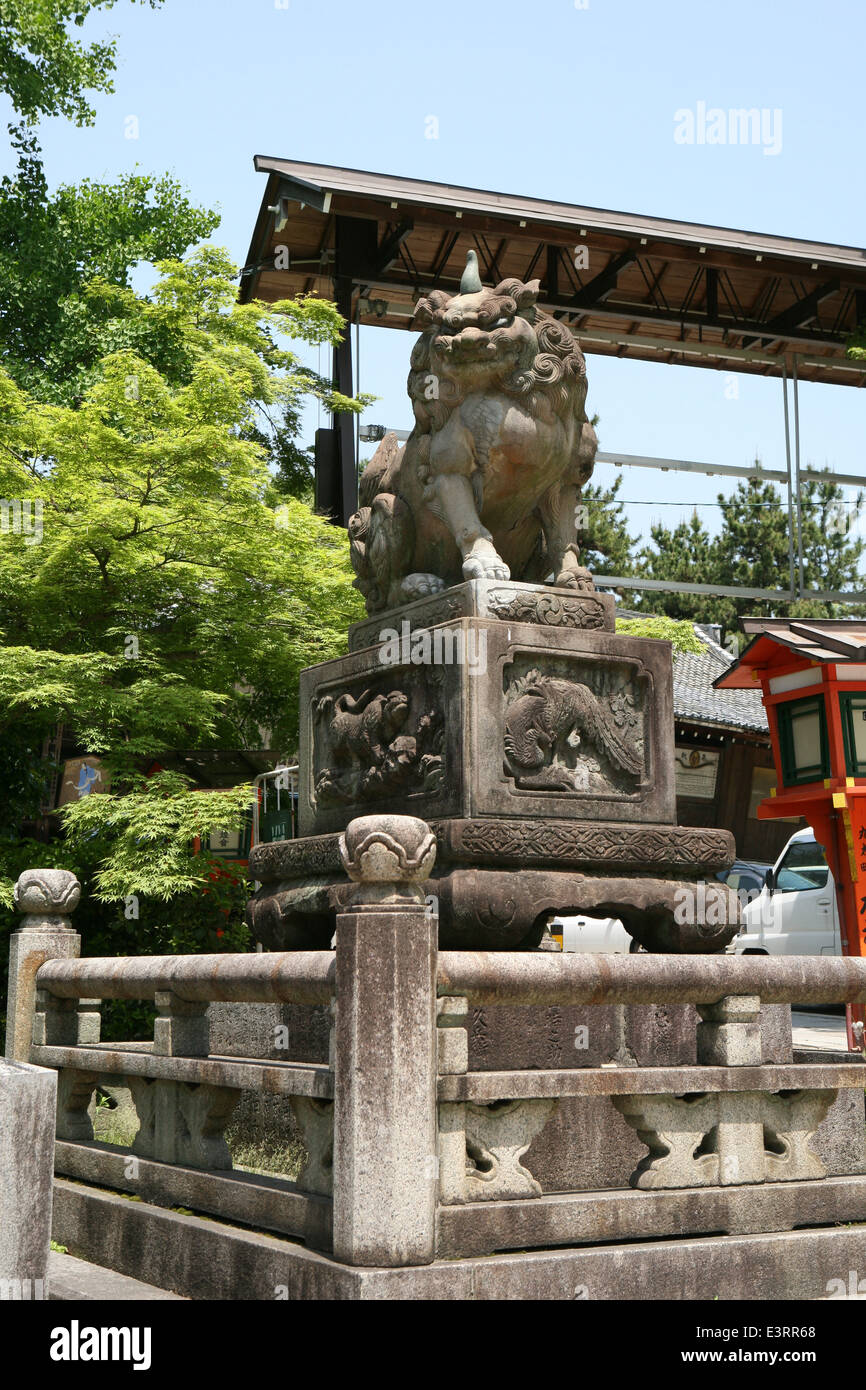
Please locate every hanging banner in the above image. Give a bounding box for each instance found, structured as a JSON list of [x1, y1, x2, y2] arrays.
[[57, 757, 110, 807]]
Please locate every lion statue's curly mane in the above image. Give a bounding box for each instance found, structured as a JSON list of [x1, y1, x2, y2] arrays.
[[349, 251, 598, 614]]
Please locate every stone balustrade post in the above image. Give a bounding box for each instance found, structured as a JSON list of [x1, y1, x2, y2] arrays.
[[331, 814, 438, 1268], [0, 1058, 57, 1297], [153, 990, 210, 1057], [5, 869, 84, 1062], [696, 995, 762, 1066]]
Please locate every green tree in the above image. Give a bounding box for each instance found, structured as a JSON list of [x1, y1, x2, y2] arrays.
[[0, 148, 220, 402], [631, 509, 723, 626], [715, 476, 791, 603], [0, 3, 220, 409], [0, 1, 161, 128], [579, 473, 635, 577], [614, 615, 704, 653], [631, 469, 865, 637], [794, 473, 866, 613], [714, 472, 864, 626], [0, 248, 368, 906]]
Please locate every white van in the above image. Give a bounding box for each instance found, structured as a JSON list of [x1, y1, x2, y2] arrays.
[[731, 829, 842, 957], [550, 914, 635, 953]]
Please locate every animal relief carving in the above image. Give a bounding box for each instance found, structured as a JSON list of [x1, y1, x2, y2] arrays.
[[313, 686, 444, 805], [503, 669, 643, 793]]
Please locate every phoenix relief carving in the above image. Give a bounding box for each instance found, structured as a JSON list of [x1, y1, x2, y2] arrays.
[[503, 670, 644, 793]]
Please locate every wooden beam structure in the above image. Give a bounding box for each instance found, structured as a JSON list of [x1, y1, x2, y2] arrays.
[[240, 157, 866, 524], [241, 157, 866, 387]]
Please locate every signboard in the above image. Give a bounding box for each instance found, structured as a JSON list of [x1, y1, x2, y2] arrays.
[[674, 747, 719, 800], [208, 813, 252, 862], [258, 773, 297, 845]]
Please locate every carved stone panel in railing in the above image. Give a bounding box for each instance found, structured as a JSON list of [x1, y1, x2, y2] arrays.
[[56, 1069, 98, 1142], [439, 1099, 556, 1204], [612, 1088, 838, 1189], [128, 1077, 238, 1170], [290, 1096, 334, 1196]]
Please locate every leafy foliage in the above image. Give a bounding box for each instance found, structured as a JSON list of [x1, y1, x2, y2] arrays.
[[630, 510, 722, 626], [627, 471, 864, 637], [0, 248, 367, 906], [0, 151, 221, 403], [0, 830, 251, 1037], [614, 615, 705, 653], [0, 0, 161, 127], [61, 773, 256, 901]]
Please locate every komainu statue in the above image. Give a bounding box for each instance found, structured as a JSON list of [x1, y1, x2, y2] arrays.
[[348, 251, 598, 614]]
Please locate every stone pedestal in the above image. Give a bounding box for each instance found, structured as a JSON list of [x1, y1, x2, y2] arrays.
[[247, 581, 738, 953], [301, 605, 674, 833]]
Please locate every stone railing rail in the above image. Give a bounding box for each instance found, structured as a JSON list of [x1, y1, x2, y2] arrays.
[[435, 951, 866, 1007], [34, 949, 866, 1011], [35, 952, 334, 1005]]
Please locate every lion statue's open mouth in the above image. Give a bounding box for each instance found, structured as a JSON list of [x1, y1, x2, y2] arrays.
[[348, 250, 598, 614]]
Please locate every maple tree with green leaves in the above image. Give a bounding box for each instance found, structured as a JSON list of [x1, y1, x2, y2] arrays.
[[0, 248, 368, 912]]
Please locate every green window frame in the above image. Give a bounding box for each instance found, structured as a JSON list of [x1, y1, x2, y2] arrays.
[[840, 692, 866, 778], [776, 695, 830, 787]]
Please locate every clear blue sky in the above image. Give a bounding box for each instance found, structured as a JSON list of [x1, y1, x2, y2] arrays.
[[6, 0, 865, 560]]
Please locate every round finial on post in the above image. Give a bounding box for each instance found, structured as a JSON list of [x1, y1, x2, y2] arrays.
[[13, 869, 81, 932], [339, 814, 436, 906]]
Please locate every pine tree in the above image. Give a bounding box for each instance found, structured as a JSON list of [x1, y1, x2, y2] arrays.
[[631, 510, 723, 626], [579, 473, 636, 577]]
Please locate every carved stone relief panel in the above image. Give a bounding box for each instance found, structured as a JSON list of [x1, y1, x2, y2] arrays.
[[612, 1088, 837, 1189], [466, 622, 675, 825], [439, 1098, 556, 1204], [502, 657, 648, 796], [307, 666, 447, 821]]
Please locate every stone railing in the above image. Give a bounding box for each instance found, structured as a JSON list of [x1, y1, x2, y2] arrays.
[[435, 952, 866, 1207], [6, 816, 866, 1271]]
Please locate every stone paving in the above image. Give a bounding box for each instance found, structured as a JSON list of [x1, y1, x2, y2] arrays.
[[792, 1011, 848, 1053]]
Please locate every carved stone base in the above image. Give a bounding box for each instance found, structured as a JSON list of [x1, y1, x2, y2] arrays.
[[347, 579, 615, 653], [249, 590, 737, 952], [247, 820, 737, 952], [299, 616, 678, 836]]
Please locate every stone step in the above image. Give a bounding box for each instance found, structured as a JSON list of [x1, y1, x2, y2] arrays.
[[53, 1177, 866, 1301], [48, 1250, 186, 1301]]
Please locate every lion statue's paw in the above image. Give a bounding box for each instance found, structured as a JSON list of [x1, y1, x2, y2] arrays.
[[462, 539, 511, 582], [555, 564, 596, 594], [400, 573, 446, 601]]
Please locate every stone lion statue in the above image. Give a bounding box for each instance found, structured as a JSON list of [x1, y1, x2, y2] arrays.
[[348, 251, 598, 615]]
